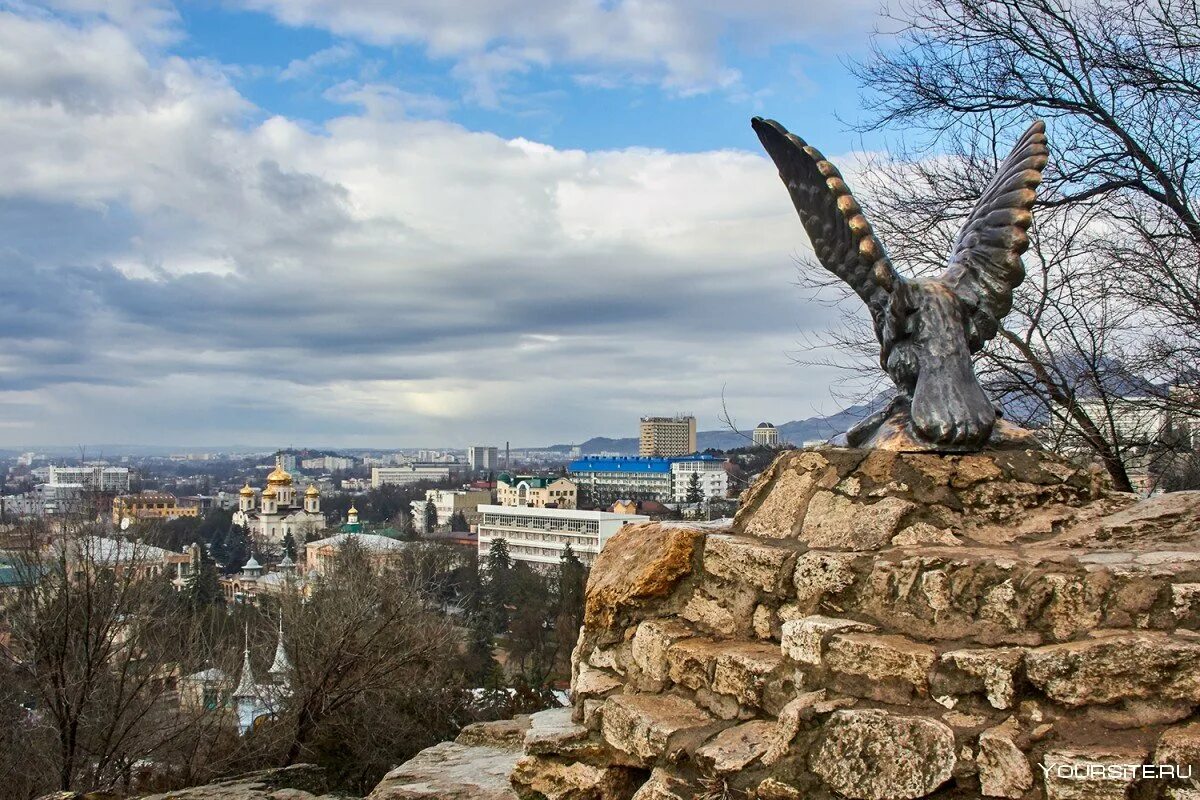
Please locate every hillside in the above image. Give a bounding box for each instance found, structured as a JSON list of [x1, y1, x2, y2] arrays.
[[555, 401, 879, 455]]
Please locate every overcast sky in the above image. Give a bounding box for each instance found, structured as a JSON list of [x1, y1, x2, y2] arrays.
[[0, 0, 892, 450]]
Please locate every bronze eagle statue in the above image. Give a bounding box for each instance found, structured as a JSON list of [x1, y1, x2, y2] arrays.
[[752, 117, 1049, 451]]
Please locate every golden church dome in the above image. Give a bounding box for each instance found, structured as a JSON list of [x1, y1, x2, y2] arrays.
[[239, 484, 254, 496], [305, 484, 320, 496], [262, 486, 278, 498], [267, 466, 293, 485]]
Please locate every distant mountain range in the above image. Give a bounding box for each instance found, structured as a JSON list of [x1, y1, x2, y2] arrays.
[[546, 401, 881, 455]]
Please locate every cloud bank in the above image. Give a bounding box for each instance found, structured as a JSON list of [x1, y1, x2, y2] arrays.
[[0, 2, 865, 448]]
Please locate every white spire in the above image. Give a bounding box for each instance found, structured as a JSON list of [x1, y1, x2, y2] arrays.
[[233, 623, 258, 698], [269, 615, 291, 677]]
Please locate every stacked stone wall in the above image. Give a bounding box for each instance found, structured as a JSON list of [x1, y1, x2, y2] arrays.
[[385, 447, 1200, 800]]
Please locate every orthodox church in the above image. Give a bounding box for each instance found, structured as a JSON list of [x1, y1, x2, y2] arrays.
[[232, 455, 325, 545], [233, 618, 292, 735]]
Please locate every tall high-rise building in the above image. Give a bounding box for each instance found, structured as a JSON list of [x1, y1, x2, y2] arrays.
[[468, 446, 499, 472], [753, 422, 780, 447], [639, 415, 697, 457]]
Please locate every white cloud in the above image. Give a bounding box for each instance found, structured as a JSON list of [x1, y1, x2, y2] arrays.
[[0, 4, 867, 447], [234, 0, 880, 97], [278, 41, 358, 81]]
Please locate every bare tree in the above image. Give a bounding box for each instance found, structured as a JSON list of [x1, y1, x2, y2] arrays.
[[1, 513, 225, 793], [271, 538, 466, 790], [804, 0, 1200, 490]]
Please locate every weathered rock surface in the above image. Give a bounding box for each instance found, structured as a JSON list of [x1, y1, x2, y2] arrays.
[[584, 524, 703, 633], [809, 710, 956, 799], [134, 765, 344, 800], [977, 721, 1033, 798], [369, 742, 519, 799], [369, 447, 1200, 800]]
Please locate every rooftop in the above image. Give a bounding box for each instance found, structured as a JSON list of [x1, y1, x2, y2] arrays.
[[307, 532, 410, 552], [568, 454, 722, 473], [478, 504, 649, 522]]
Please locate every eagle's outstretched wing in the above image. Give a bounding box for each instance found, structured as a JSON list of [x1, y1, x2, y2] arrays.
[[752, 117, 899, 342], [942, 120, 1049, 352]]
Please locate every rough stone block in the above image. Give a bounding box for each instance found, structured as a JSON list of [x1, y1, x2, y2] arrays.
[[588, 641, 632, 675], [1025, 632, 1200, 707], [574, 664, 624, 703], [629, 768, 692, 800], [824, 632, 937, 691], [762, 690, 831, 766], [680, 580, 757, 637], [809, 710, 956, 800], [585, 524, 704, 632], [780, 615, 876, 666], [1156, 721, 1200, 777], [524, 708, 602, 760], [509, 755, 641, 800], [710, 642, 786, 707], [665, 637, 725, 692], [631, 619, 693, 691], [599, 694, 721, 767], [369, 741, 519, 800], [978, 721, 1032, 798], [734, 450, 848, 538], [455, 716, 531, 751], [694, 720, 774, 773], [939, 647, 1025, 710], [752, 604, 775, 639], [703, 534, 797, 594], [1040, 750, 1145, 800], [800, 493, 916, 551], [792, 550, 860, 612]]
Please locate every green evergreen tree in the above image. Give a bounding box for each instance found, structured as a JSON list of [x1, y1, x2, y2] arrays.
[[485, 538, 513, 630], [685, 471, 704, 504], [185, 548, 223, 608], [464, 610, 500, 685], [221, 524, 251, 575], [449, 510, 469, 532], [281, 530, 297, 561], [557, 544, 586, 639], [423, 499, 438, 532]]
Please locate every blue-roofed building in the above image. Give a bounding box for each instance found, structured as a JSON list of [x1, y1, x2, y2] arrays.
[[568, 454, 727, 504]]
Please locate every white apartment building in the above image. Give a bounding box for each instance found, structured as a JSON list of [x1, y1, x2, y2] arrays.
[[371, 464, 451, 488], [47, 465, 131, 493], [477, 505, 649, 569], [411, 488, 493, 532], [301, 455, 356, 471], [468, 446, 499, 472], [670, 458, 729, 502]]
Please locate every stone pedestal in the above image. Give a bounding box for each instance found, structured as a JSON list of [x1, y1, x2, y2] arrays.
[[387, 447, 1200, 800]]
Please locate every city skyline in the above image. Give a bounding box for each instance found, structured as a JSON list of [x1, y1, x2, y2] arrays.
[[1, 1, 895, 448]]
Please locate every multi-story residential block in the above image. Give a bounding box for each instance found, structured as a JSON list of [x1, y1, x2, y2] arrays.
[[468, 446, 500, 472], [112, 492, 201, 526], [300, 455, 356, 472], [669, 455, 729, 502], [568, 454, 726, 505], [410, 488, 494, 532], [48, 465, 131, 493], [569, 456, 673, 504], [639, 415, 697, 457], [752, 422, 780, 447], [371, 464, 452, 487], [496, 473, 577, 509], [476, 505, 648, 569]]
